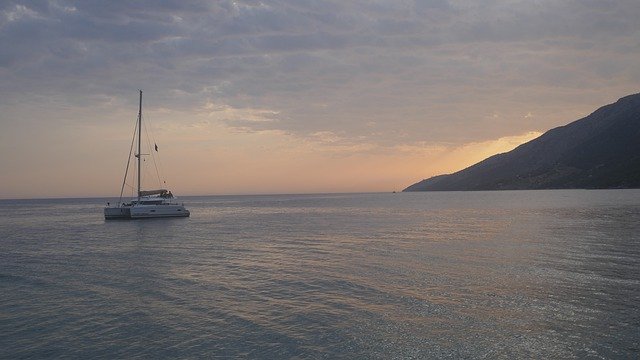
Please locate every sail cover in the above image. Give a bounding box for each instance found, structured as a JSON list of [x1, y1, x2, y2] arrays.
[[139, 189, 168, 196]]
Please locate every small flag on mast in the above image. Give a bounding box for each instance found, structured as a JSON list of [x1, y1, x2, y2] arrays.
[[154, 143, 158, 152]]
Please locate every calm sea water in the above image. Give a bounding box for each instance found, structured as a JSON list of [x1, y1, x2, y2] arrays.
[[1, 190, 638, 359]]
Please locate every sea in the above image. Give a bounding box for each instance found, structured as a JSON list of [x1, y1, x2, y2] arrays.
[[1, 190, 638, 359]]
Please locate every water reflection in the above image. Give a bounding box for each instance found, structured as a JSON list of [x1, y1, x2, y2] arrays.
[[0, 191, 638, 358]]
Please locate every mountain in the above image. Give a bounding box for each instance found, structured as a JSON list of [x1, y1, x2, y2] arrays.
[[404, 93, 640, 191]]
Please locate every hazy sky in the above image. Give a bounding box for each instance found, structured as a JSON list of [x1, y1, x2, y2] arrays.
[[1, 0, 639, 198]]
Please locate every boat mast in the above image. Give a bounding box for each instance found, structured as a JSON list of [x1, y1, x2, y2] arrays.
[[137, 90, 142, 201]]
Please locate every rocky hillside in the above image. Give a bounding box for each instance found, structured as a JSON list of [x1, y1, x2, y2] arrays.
[[404, 93, 640, 191]]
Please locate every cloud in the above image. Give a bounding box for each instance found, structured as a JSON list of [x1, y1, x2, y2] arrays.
[[0, 0, 639, 196]]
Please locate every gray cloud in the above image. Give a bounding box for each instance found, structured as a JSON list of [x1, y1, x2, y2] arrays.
[[1, 0, 639, 145]]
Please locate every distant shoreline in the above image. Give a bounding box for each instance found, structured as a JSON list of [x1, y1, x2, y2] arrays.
[[3, 188, 640, 202]]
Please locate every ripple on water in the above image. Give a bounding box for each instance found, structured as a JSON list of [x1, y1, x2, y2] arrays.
[[1, 191, 639, 358]]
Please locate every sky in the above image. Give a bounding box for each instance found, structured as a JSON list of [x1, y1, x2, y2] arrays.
[[1, 0, 639, 199]]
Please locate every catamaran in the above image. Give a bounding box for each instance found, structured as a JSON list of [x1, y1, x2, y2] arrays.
[[104, 91, 190, 219]]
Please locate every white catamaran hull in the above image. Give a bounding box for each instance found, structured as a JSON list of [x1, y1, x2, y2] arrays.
[[130, 204, 189, 218], [104, 206, 131, 219], [104, 204, 189, 219]]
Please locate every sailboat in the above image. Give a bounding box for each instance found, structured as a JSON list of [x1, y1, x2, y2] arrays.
[[104, 90, 190, 219]]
